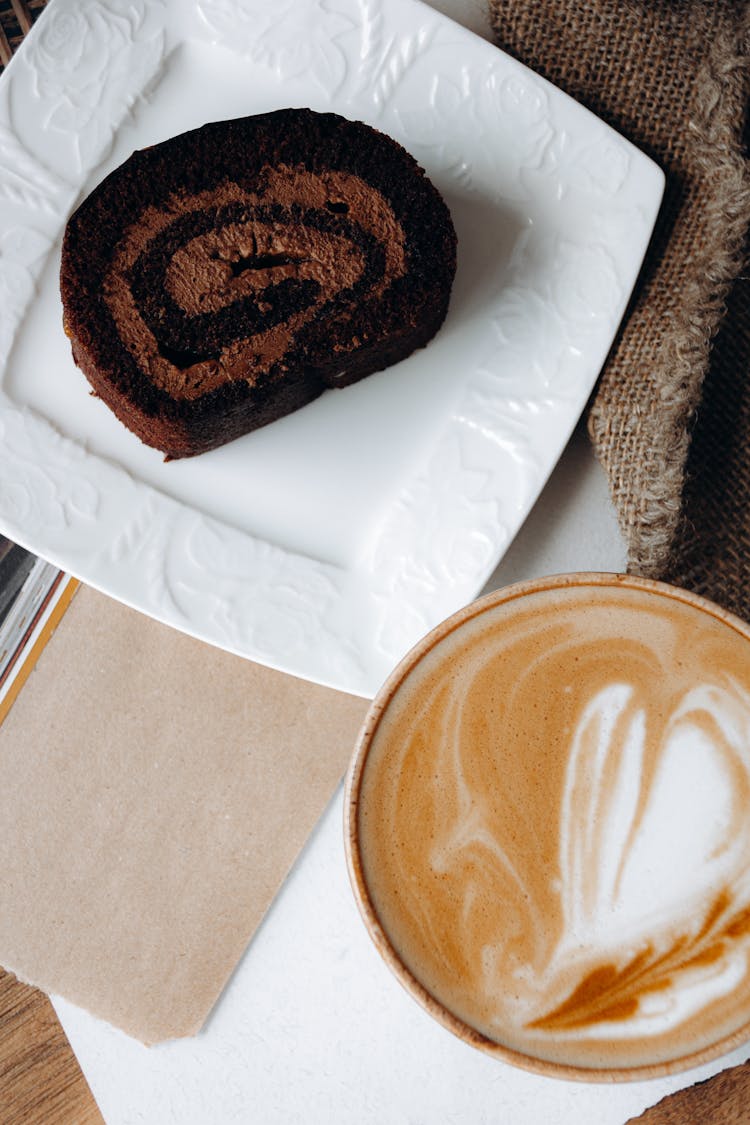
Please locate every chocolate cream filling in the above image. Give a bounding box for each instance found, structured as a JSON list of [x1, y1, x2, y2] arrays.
[[103, 168, 407, 401]]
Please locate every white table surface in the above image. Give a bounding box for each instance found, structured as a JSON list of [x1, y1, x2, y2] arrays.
[[51, 4, 750, 1121]]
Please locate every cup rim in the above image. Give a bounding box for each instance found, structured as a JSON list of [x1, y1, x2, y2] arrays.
[[344, 571, 750, 1082]]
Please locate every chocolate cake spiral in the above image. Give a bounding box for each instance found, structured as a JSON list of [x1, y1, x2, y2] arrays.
[[60, 109, 457, 458]]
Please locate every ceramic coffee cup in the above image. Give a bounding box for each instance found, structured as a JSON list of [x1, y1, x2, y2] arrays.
[[345, 573, 750, 1080]]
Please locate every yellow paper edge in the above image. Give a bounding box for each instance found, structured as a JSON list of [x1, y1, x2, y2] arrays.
[[0, 576, 80, 728]]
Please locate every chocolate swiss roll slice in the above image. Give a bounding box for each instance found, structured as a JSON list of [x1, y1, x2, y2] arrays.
[[60, 108, 457, 459]]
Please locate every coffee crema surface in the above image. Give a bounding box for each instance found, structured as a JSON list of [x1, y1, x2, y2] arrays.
[[352, 578, 750, 1074]]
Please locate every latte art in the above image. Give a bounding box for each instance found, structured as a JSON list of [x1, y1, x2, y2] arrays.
[[351, 579, 750, 1074], [530, 679, 750, 1040]]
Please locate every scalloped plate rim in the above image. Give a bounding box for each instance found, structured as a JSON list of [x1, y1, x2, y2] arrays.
[[0, 0, 664, 697]]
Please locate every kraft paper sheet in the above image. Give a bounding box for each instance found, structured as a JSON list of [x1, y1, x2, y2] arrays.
[[0, 585, 369, 1043]]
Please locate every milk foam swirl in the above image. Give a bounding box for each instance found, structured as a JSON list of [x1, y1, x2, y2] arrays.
[[533, 679, 750, 1038], [356, 583, 750, 1070]]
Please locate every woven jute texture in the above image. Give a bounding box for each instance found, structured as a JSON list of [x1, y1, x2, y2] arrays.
[[488, 0, 750, 620]]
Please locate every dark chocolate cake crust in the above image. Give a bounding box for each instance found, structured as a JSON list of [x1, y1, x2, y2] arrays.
[[60, 109, 457, 458]]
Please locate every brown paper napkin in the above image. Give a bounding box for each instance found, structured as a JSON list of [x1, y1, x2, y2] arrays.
[[488, 0, 750, 615], [0, 585, 368, 1043]]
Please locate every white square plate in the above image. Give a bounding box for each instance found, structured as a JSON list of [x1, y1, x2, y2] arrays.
[[0, 0, 663, 695]]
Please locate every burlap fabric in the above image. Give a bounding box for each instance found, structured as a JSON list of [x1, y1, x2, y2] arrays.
[[488, 0, 750, 618]]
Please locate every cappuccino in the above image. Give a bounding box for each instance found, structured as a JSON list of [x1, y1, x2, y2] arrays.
[[346, 575, 750, 1077]]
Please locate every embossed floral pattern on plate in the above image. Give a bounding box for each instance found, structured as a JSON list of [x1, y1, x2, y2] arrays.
[[0, 0, 664, 696]]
